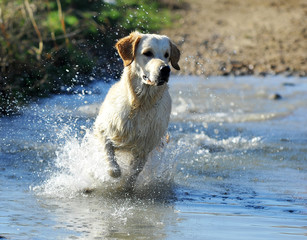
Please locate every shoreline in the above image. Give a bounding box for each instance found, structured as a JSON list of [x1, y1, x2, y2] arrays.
[[161, 0, 307, 77]]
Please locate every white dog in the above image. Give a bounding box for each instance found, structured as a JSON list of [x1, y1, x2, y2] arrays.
[[93, 31, 180, 191]]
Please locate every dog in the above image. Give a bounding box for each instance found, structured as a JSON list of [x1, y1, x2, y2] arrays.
[[93, 31, 180, 191]]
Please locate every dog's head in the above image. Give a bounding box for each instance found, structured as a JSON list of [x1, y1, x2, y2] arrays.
[[115, 31, 180, 86]]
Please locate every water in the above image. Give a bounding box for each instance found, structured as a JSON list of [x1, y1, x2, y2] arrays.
[[1, 75, 306, 239]]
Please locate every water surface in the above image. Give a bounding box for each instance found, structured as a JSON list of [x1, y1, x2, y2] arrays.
[[0, 75, 306, 239]]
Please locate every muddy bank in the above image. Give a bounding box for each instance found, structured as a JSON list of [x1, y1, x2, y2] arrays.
[[161, 0, 307, 76]]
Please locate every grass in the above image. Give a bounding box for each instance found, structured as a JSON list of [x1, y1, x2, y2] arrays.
[[0, 0, 173, 115]]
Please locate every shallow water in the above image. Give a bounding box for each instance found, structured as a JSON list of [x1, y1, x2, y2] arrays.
[[0, 75, 306, 239]]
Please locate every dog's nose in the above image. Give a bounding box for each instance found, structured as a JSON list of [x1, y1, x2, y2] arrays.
[[160, 65, 171, 79]]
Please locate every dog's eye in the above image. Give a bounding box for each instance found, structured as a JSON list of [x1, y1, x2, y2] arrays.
[[143, 51, 153, 57], [164, 52, 169, 58]]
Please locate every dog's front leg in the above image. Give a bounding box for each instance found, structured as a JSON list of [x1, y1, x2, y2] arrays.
[[121, 154, 147, 191], [105, 138, 121, 178], [95, 130, 121, 178]]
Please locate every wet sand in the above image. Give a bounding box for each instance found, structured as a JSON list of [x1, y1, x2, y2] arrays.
[[161, 0, 307, 76]]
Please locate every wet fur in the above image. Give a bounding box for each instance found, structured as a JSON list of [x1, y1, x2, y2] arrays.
[[93, 32, 180, 191]]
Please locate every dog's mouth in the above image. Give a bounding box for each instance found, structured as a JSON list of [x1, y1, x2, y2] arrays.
[[143, 75, 169, 86], [143, 75, 155, 86]]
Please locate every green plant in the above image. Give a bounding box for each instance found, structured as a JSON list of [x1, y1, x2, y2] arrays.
[[0, 0, 172, 115]]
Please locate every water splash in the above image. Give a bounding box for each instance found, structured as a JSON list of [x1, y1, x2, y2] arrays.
[[35, 127, 177, 199]]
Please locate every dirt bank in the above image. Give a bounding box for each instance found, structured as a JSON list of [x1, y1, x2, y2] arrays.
[[161, 0, 307, 76]]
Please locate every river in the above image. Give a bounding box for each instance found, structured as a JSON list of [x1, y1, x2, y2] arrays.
[[0, 75, 306, 239]]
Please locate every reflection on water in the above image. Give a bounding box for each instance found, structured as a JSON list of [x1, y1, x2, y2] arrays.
[[0, 75, 306, 239], [38, 195, 177, 239]]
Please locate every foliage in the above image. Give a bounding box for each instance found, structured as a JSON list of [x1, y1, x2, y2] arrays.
[[0, 0, 172, 115]]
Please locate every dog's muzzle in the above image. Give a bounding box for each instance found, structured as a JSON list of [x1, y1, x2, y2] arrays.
[[157, 65, 171, 86], [143, 75, 155, 85]]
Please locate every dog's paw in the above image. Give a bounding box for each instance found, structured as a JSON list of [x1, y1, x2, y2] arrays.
[[108, 162, 121, 178], [109, 168, 121, 178], [117, 180, 134, 193]]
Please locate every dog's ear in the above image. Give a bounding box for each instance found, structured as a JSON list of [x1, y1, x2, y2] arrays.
[[115, 32, 142, 67], [170, 41, 181, 70]]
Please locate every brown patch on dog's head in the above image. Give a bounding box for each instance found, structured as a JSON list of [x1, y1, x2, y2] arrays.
[[170, 41, 181, 70], [115, 31, 142, 67]]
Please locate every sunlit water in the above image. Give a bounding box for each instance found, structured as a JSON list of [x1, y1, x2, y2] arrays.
[[0, 75, 306, 239]]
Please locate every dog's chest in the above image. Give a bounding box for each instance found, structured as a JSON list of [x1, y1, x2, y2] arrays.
[[119, 95, 171, 152], [134, 107, 162, 133], [132, 104, 166, 137]]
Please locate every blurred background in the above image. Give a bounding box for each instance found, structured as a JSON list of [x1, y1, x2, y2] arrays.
[[0, 0, 306, 114]]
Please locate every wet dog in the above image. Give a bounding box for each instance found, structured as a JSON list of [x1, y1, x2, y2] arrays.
[[93, 31, 180, 191]]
